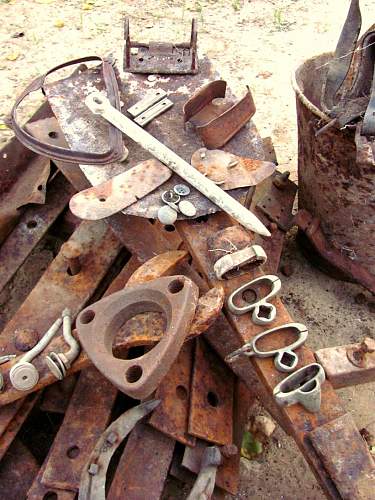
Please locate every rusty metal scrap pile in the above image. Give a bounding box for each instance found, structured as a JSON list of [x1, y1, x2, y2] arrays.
[[0, 5, 375, 500]]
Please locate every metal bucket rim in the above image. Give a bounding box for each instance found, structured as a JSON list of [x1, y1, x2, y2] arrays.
[[291, 52, 332, 123]]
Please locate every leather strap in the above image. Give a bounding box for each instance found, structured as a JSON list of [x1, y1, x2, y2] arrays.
[[10, 56, 124, 164]]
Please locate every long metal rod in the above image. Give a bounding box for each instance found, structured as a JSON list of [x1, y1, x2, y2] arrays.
[[85, 92, 270, 237]]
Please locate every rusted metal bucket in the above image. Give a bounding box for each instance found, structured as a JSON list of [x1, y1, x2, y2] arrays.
[[292, 53, 375, 279]]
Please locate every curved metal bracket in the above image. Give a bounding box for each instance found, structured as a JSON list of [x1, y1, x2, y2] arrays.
[[214, 245, 267, 281], [225, 322, 308, 373], [79, 400, 160, 500], [227, 274, 281, 325], [77, 275, 199, 399]]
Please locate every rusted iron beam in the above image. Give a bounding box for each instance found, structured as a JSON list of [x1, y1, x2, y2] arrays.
[[316, 340, 375, 388], [39, 375, 78, 414], [310, 413, 375, 499], [176, 212, 355, 499]]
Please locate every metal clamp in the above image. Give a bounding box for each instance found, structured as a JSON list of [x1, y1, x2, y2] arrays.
[[45, 308, 80, 380], [227, 274, 281, 325], [214, 245, 267, 280], [10, 315, 63, 391], [225, 322, 308, 372], [273, 363, 326, 413]]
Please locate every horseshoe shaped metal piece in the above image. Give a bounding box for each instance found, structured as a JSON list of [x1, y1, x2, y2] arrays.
[[227, 274, 281, 325], [225, 322, 308, 373], [273, 363, 326, 413], [76, 275, 199, 399], [79, 399, 160, 500]]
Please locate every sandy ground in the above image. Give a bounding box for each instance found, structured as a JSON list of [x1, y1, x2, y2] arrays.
[[1, 1, 375, 499]]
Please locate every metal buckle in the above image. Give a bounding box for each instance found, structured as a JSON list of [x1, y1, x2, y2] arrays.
[[273, 363, 326, 413], [213, 245, 267, 281], [225, 322, 308, 373], [227, 274, 281, 325]]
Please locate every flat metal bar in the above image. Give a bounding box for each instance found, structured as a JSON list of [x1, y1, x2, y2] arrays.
[[316, 343, 375, 388], [127, 89, 167, 117], [134, 98, 174, 126]]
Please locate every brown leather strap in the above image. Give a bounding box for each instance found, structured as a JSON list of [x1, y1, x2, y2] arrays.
[[10, 56, 124, 165]]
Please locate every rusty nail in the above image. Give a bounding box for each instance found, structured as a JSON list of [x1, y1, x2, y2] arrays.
[[273, 171, 290, 190], [14, 328, 40, 352], [347, 337, 375, 368], [61, 241, 82, 276]]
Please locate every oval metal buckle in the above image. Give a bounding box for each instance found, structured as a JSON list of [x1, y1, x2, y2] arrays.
[[227, 274, 281, 325], [273, 363, 326, 413], [225, 322, 308, 372]]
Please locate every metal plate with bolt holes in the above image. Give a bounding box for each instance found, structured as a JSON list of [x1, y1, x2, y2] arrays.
[[188, 339, 234, 446], [134, 98, 174, 127], [77, 275, 199, 399], [127, 89, 167, 116], [69, 159, 172, 220], [149, 341, 196, 446]]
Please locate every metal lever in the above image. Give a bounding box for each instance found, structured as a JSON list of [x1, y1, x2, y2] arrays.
[[84, 92, 271, 237], [225, 322, 308, 372], [227, 274, 281, 325]]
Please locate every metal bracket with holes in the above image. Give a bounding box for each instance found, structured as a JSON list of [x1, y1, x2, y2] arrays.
[[225, 322, 308, 373], [124, 18, 198, 75], [227, 274, 281, 325], [76, 276, 199, 399], [127, 89, 173, 127]]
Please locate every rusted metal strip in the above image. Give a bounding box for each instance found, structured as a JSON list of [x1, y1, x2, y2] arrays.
[[188, 338, 234, 446], [310, 413, 375, 499], [107, 423, 175, 500], [39, 375, 78, 414], [0, 173, 75, 293], [41, 367, 118, 491], [316, 342, 375, 388], [0, 393, 39, 461], [0, 439, 39, 500], [176, 213, 352, 499], [149, 340, 196, 446], [28, 468, 76, 500]]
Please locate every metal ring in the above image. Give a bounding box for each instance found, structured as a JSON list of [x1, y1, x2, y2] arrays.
[[227, 274, 281, 324]]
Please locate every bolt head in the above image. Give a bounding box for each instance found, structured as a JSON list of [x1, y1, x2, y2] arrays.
[[14, 328, 39, 352]]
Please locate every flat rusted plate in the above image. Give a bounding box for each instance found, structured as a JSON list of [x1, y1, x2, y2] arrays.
[[191, 148, 275, 190], [149, 340, 196, 446], [45, 58, 265, 220], [41, 367, 117, 491], [188, 338, 234, 446], [316, 343, 375, 388], [107, 423, 175, 500], [28, 468, 75, 500], [69, 159, 172, 220], [310, 413, 375, 500], [126, 250, 188, 287], [0, 439, 39, 500], [0, 174, 75, 293]]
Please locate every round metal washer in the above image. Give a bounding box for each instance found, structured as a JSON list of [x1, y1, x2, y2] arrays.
[[157, 205, 178, 225], [173, 184, 191, 196], [9, 362, 39, 391], [161, 190, 180, 204], [178, 200, 197, 217]]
